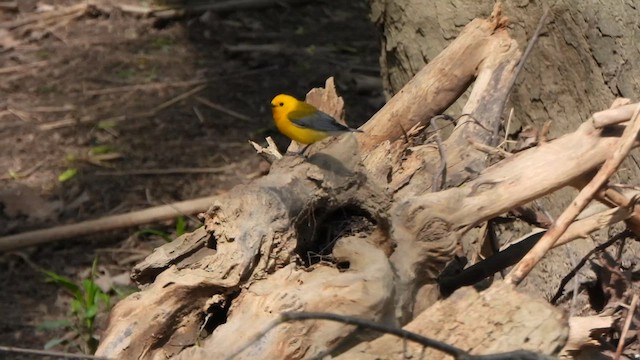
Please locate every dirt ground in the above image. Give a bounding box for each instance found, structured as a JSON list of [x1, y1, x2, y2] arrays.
[[0, 0, 383, 354]]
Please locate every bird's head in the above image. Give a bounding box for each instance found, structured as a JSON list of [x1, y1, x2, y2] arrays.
[[271, 94, 298, 116]]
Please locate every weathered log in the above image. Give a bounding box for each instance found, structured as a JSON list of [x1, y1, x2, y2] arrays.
[[335, 282, 567, 359], [96, 4, 640, 359]]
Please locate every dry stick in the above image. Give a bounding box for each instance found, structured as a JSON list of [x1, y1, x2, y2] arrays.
[[83, 79, 207, 96], [0, 2, 18, 10], [139, 84, 207, 116], [194, 96, 252, 122], [430, 116, 447, 192], [38, 85, 206, 131], [83, 66, 278, 97], [550, 230, 631, 304], [0, 3, 87, 29], [592, 103, 639, 128], [38, 67, 277, 131], [223, 312, 551, 360], [615, 294, 639, 360], [249, 136, 283, 163], [505, 104, 640, 286], [150, 0, 312, 18], [192, 106, 205, 123], [0, 60, 48, 75], [94, 166, 234, 176], [0, 160, 46, 180], [0, 345, 112, 360], [600, 187, 640, 234], [0, 196, 218, 252], [441, 206, 634, 295], [494, 7, 550, 141]]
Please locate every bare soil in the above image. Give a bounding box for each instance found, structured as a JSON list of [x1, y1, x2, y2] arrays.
[[0, 0, 382, 354]]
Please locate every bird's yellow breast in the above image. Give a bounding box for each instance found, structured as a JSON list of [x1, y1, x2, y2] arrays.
[[271, 95, 330, 144], [272, 110, 329, 144]]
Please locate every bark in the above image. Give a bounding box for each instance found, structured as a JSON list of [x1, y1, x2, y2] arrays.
[[95, 4, 640, 359], [371, 0, 640, 302], [336, 282, 567, 359]]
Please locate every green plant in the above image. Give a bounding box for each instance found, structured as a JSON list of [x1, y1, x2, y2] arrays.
[[39, 258, 111, 354], [135, 215, 189, 242]]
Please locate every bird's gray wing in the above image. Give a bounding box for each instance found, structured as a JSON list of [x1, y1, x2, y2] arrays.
[[288, 110, 352, 132]]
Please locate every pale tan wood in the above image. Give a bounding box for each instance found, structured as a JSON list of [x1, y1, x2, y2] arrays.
[[335, 282, 568, 359], [96, 5, 640, 359]]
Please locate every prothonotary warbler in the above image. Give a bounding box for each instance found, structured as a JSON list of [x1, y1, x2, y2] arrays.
[[270, 94, 363, 154]]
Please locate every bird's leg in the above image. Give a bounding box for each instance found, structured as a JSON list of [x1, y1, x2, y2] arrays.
[[298, 144, 311, 156], [284, 144, 311, 157]]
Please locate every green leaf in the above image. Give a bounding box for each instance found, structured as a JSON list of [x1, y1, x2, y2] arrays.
[[71, 299, 83, 315], [135, 228, 172, 242], [58, 168, 78, 182], [98, 292, 111, 308], [97, 119, 118, 129], [175, 216, 186, 237], [89, 145, 115, 155], [90, 257, 99, 280], [84, 304, 98, 319], [37, 319, 72, 331], [44, 337, 67, 350], [112, 285, 138, 299], [82, 279, 98, 305], [42, 270, 81, 299]]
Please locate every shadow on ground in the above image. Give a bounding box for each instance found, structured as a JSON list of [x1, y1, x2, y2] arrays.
[[0, 0, 382, 351]]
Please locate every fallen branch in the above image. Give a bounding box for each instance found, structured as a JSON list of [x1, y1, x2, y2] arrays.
[[0, 60, 48, 75], [615, 294, 639, 359], [505, 103, 640, 285], [95, 166, 234, 176], [0, 345, 111, 360], [194, 96, 252, 122], [439, 207, 634, 295], [550, 230, 632, 304], [96, 6, 637, 359], [225, 311, 553, 360], [0, 196, 218, 252]]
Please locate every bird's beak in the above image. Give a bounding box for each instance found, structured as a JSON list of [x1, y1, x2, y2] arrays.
[[270, 103, 276, 108]]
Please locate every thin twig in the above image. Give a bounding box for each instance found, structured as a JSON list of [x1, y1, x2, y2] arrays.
[[506, 104, 640, 285], [0, 3, 87, 30], [95, 166, 234, 176], [0, 2, 17, 10], [84, 79, 207, 96], [18, 105, 76, 113], [550, 230, 631, 304], [0, 160, 46, 180], [38, 86, 206, 131], [223, 311, 467, 360], [615, 294, 639, 360], [140, 84, 207, 117], [0, 60, 49, 75], [250, 136, 283, 163], [494, 7, 550, 141], [0, 196, 219, 251], [592, 102, 638, 128], [83, 65, 278, 96], [224, 311, 553, 360], [468, 139, 512, 158], [430, 116, 447, 192], [0, 345, 112, 360], [195, 96, 252, 122], [193, 106, 205, 123]]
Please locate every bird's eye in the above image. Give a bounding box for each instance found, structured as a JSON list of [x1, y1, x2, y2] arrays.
[[279, 102, 284, 106]]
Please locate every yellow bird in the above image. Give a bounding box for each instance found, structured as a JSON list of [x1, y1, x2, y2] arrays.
[[270, 94, 362, 154]]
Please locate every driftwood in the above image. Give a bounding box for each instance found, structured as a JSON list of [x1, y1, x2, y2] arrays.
[[0, 196, 218, 252], [96, 5, 639, 359]]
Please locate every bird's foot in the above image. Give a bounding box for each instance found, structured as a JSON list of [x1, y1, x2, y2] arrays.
[[284, 144, 311, 157]]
